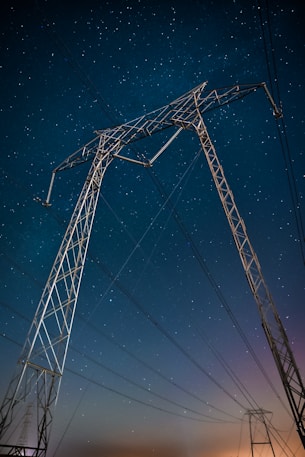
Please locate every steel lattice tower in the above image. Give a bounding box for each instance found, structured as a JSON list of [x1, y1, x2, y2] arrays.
[[247, 409, 276, 457], [0, 81, 304, 456]]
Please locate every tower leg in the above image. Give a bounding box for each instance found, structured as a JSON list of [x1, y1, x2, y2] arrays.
[[0, 137, 115, 456]]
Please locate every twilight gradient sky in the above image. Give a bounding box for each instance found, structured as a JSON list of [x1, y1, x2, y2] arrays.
[[0, 1, 305, 456]]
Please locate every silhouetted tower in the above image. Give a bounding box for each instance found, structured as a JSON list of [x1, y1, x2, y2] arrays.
[[0, 81, 304, 456], [247, 409, 276, 457]]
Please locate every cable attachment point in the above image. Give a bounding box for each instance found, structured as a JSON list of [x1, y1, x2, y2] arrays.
[[33, 196, 52, 207], [273, 107, 283, 119], [262, 83, 283, 120]]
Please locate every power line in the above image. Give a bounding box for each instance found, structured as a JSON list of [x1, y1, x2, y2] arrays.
[[70, 344, 231, 423], [257, 0, 305, 265], [75, 165, 252, 411], [196, 326, 260, 411], [80, 315, 239, 421], [196, 329, 295, 457], [149, 168, 291, 416], [0, 322, 230, 423], [0, 301, 240, 423], [0, 288, 240, 423], [66, 366, 230, 424]]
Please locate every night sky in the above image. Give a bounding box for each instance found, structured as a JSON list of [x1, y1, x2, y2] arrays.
[[0, 1, 305, 456]]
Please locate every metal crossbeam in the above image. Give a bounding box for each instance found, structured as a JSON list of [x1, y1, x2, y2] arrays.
[[51, 82, 267, 175]]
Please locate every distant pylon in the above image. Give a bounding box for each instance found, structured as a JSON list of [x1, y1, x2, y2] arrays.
[[246, 409, 276, 457]]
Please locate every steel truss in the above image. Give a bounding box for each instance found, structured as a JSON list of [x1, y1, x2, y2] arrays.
[[0, 81, 304, 456]]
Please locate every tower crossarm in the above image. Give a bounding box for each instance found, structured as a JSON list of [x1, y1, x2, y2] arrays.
[[42, 82, 268, 207], [191, 98, 305, 448], [52, 82, 268, 175]]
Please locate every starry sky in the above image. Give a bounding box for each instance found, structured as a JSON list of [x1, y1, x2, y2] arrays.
[[0, 1, 305, 456]]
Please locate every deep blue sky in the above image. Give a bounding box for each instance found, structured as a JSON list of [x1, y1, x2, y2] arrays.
[[0, 1, 305, 456]]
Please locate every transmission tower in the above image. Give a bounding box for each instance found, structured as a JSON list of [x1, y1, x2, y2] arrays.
[[0, 81, 304, 456], [246, 409, 276, 457]]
